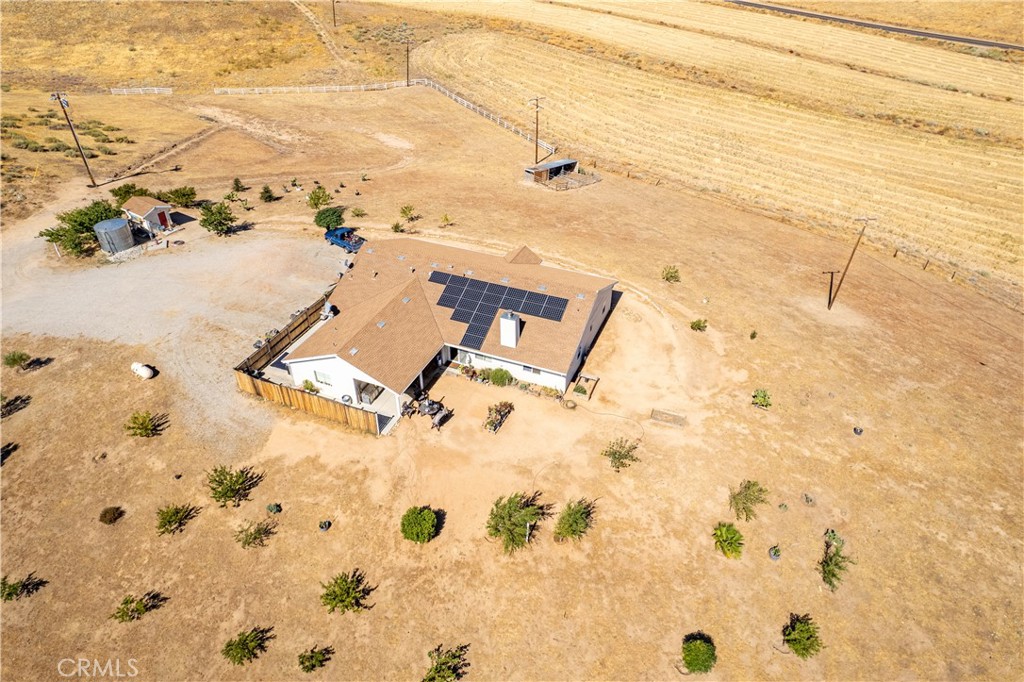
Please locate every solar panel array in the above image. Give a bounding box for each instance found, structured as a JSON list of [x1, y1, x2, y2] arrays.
[[428, 271, 569, 350]]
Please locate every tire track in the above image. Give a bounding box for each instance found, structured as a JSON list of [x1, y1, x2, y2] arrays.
[[288, 0, 347, 66]]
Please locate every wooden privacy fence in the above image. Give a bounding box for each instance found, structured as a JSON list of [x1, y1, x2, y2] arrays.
[[212, 78, 557, 154], [233, 286, 380, 435], [110, 87, 173, 95], [234, 372, 379, 435]]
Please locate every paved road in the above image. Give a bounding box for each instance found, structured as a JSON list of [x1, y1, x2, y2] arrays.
[[724, 0, 1024, 51]]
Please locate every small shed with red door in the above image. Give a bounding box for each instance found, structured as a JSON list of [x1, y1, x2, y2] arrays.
[[122, 196, 174, 236]]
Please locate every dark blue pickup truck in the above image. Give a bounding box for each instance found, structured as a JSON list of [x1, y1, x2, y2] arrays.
[[324, 227, 365, 253]]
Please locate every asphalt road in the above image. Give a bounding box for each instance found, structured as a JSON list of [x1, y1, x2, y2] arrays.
[[724, 0, 1024, 51]]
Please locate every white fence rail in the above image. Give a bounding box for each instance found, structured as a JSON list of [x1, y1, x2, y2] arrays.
[[212, 78, 557, 154], [110, 87, 173, 95]]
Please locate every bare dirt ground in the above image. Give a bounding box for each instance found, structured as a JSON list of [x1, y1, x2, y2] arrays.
[[2, 86, 1022, 680]]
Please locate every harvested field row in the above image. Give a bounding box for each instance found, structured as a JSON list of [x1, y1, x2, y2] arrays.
[[415, 32, 1023, 283]]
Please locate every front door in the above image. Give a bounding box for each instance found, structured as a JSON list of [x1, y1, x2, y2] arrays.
[[157, 211, 169, 229]]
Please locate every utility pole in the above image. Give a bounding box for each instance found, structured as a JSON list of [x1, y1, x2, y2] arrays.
[[331, 0, 337, 28], [829, 216, 876, 310], [528, 96, 545, 164], [405, 40, 411, 87], [822, 270, 839, 308], [51, 92, 96, 187]]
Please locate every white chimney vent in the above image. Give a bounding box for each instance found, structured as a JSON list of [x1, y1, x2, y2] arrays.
[[500, 311, 520, 348]]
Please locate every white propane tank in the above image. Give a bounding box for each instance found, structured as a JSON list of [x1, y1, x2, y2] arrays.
[[131, 362, 155, 380]]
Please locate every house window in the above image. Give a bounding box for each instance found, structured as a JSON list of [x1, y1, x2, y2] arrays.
[[522, 365, 541, 375], [314, 371, 332, 386]]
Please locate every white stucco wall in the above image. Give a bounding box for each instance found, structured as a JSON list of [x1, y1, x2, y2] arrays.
[[284, 355, 400, 417], [453, 347, 568, 392]]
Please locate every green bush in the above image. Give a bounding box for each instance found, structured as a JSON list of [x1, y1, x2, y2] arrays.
[[486, 492, 545, 554], [681, 633, 717, 674], [752, 388, 772, 409], [3, 351, 31, 370], [200, 201, 235, 236], [782, 613, 822, 659], [99, 506, 125, 525], [423, 643, 471, 682], [1, 576, 23, 602], [307, 186, 331, 210], [601, 437, 639, 471], [690, 318, 708, 332], [314, 206, 345, 229], [259, 185, 276, 202], [302, 379, 319, 394], [124, 411, 158, 437], [222, 628, 272, 666], [400, 204, 418, 222], [39, 200, 119, 257], [207, 465, 261, 507], [320, 569, 373, 614], [156, 504, 198, 535], [391, 221, 406, 233], [110, 595, 148, 623], [573, 384, 588, 396], [234, 520, 276, 549], [401, 506, 438, 544], [156, 186, 197, 207], [553, 498, 594, 542], [350, 208, 367, 217], [712, 522, 744, 559], [232, 177, 247, 192], [662, 265, 680, 283], [489, 368, 513, 386], [819, 530, 855, 591], [298, 645, 333, 673], [728, 480, 769, 521], [750, 330, 758, 340]]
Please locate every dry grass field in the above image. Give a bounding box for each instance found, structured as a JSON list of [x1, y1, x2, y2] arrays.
[[1, 85, 1022, 681]]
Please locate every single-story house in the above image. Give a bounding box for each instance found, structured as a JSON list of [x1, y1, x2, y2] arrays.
[[122, 196, 174, 236], [282, 238, 616, 423]]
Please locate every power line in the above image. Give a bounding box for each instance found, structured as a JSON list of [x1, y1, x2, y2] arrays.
[[829, 216, 875, 310], [527, 96, 545, 165], [51, 92, 96, 187]]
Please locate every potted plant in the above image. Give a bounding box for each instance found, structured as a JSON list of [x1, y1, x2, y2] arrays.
[[768, 545, 781, 561]]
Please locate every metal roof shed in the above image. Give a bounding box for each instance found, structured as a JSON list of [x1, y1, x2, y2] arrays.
[[524, 158, 578, 183]]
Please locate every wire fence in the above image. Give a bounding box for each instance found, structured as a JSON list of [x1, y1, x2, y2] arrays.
[[212, 79, 557, 154], [110, 87, 173, 95]]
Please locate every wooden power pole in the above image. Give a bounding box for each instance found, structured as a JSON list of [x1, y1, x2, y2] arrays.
[[405, 40, 411, 87], [528, 96, 545, 164], [828, 216, 876, 310], [51, 92, 96, 187]]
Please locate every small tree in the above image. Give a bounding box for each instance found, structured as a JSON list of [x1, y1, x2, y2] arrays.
[[39, 199, 120, 256], [307, 186, 331, 210], [1, 576, 23, 602], [110, 595, 148, 623], [401, 506, 438, 544], [486, 492, 545, 554], [232, 177, 247, 192], [298, 646, 333, 673], [99, 506, 125, 525], [662, 265, 680, 283], [259, 185, 276, 202], [712, 522, 744, 559], [553, 498, 594, 542], [156, 504, 198, 535], [207, 465, 260, 507], [819, 530, 855, 591], [235, 519, 277, 549], [109, 183, 152, 207], [400, 204, 417, 222], [155, 186, 197, 207], [681, 632, 717, 674], [124, 411, 159, 437], [222, 628, 272, 666], [690, 318, 708, 332], [200, 201, 235, 236], [439, 213, 454, 228], [728, 480, 769, 522], [3, 351, 31, 370], [423, 643, 471, 682], [223, 191, 239, 203], [752, 388, 772, 409], [314, 206, 345, 229], [601, 437, 639, 471], [320, 569, 373, 614], [782, 613, 822, 659], [391, 221, 406, 233], [489, 368, 513, 387]]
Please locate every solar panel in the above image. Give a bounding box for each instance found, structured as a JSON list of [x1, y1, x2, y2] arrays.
[[545, 296, 569, 311], [505, 288, 528, 301], [460, 333, 486, 350], [448, 275, 468, 287], [485, 283, 508, 296], [466, 320, 490, 335], [476, 303, 499, 317], [520, 302, 544, 316], [482, 292, 504, 306], [437, 294, 460, 308], [451, 308, 475, 323], [537, 307, 563, 321], [428, 271, 451, 285], [461, 287, 484, 302], [466, 279, 488, 291], [525, 291, 548, 306], [455, 297, 478, 312]]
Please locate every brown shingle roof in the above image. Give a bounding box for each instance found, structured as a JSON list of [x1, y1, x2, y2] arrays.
[[122, 196, 170, 216], [504, 245, 542, 265], [287, 238, 616, 391]]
